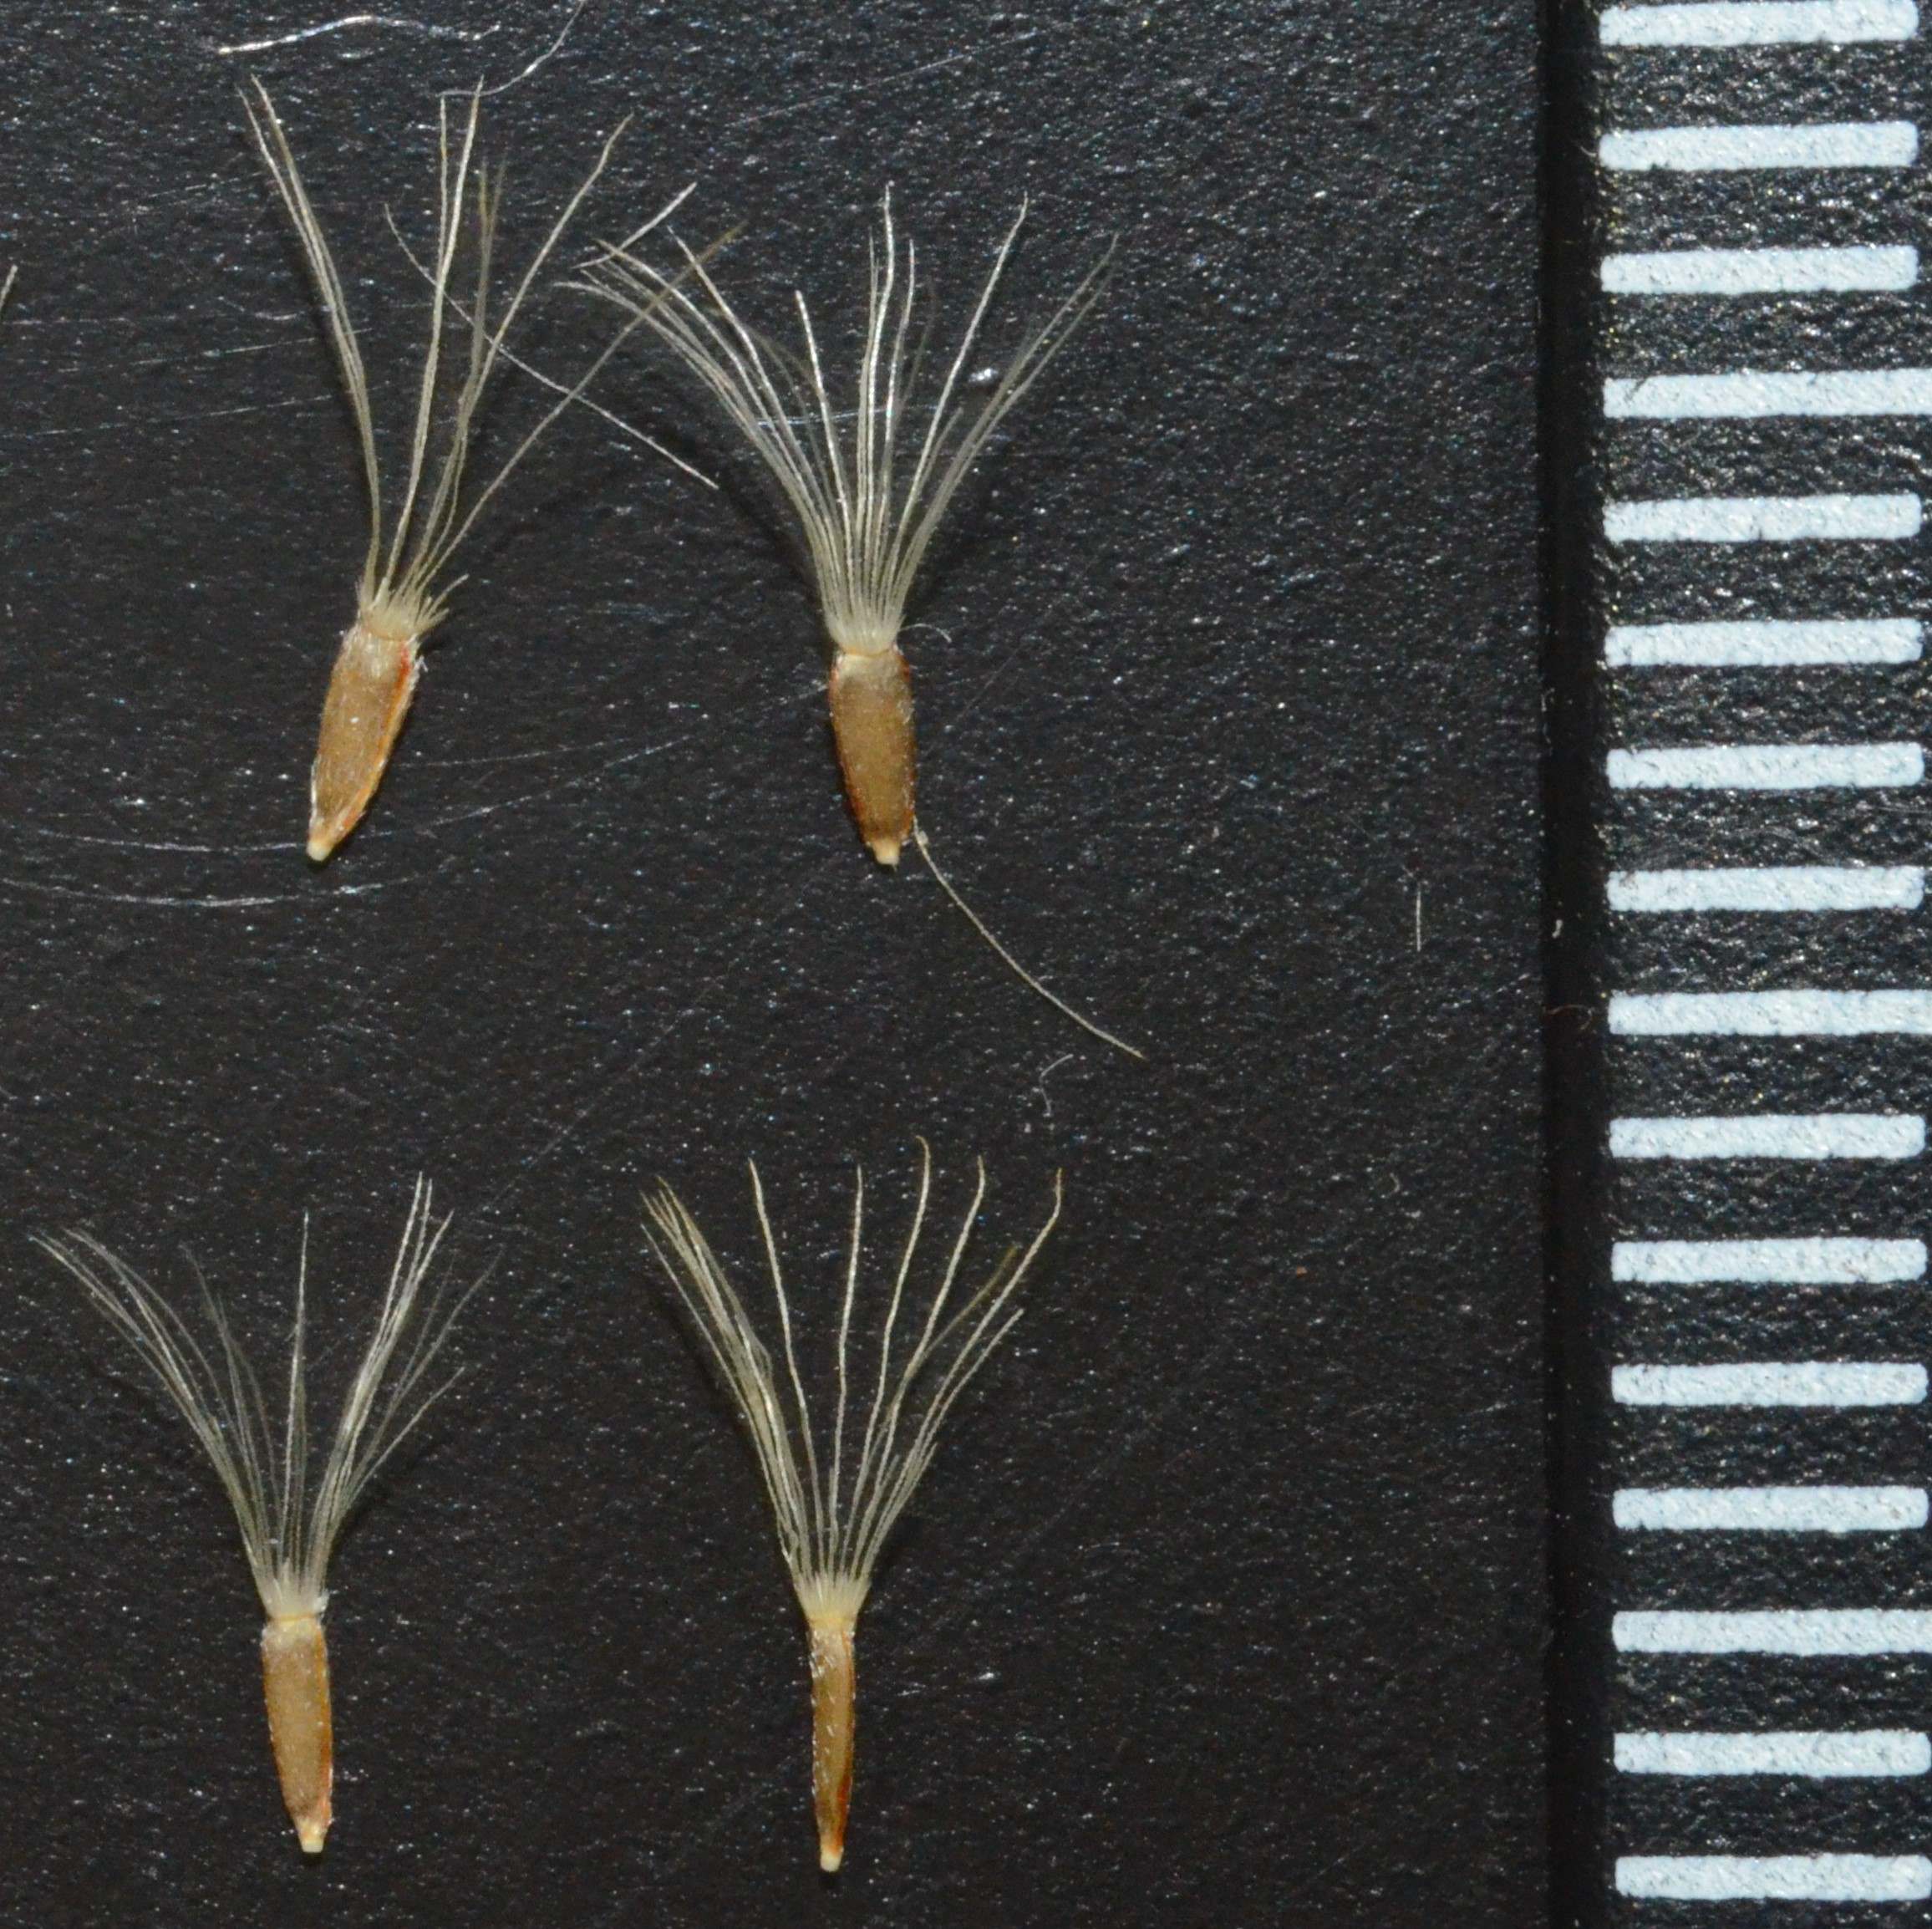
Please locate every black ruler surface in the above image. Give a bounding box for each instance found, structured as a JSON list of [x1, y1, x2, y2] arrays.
[[1551, 2, 1932, 1923]]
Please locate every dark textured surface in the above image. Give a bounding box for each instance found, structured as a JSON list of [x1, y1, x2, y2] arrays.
[[0, 3, 1543, 1923]]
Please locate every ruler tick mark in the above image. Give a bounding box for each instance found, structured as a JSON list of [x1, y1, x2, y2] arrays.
[[1603, 245, 1919, 295], [1607, 743, 1922, 788], [1609, 866, 1925, 912], [1600, 121, 1919, 171], [1601, 1, 1919, 46], [1609, 1114, 1924, 1158], [1608, 366, 1932, 418], [1605, 618, 1923, 664], [1613, 1238, 1928, 1283], [1611, 988, 1932, 1034], [1613, 1484, 1929, 1530], [1617, 1609, 1932, 1652], [1614, 1361, 1929, 1402], [1616, 1730, 1932, 1777], [1616, 1854, 1932, 1901], [1604, 491, 1922, 542]]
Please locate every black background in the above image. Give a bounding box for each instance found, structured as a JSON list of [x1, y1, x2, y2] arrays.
[[0, 3, 1543, 1923]]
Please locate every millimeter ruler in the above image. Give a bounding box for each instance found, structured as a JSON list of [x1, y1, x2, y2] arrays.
[[1554, 0, 1932, 1919]]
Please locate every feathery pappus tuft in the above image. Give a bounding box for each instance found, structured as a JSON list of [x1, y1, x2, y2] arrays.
[[36, 1178, 481, 1854], [577, 187, 1112, 866], [245, 81, 688, 862], [643, 1143, 1062, 1872]]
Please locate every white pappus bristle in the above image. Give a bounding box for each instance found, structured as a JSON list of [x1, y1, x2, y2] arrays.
[[579, 189, 1112, 665], [37, 1176, 479, 1621]]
